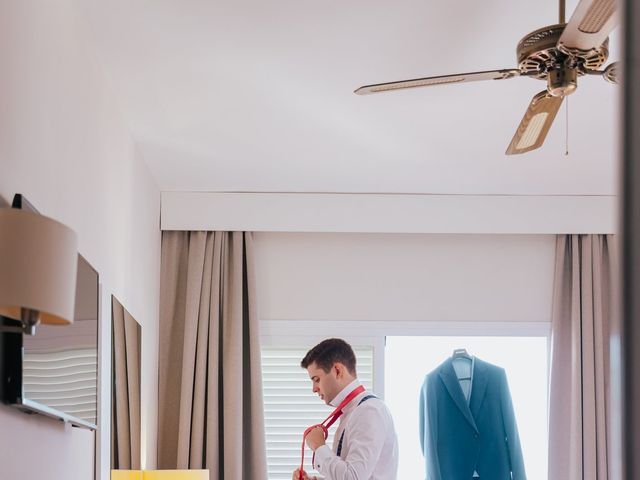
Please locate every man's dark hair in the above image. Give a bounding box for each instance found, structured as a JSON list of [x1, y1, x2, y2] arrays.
[[300, 338, 357, 375]]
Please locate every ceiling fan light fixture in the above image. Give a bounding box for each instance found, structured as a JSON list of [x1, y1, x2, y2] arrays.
[[515, 112, 549, 149], [547, 67, 578, 96], [578, 0, 615, 33]]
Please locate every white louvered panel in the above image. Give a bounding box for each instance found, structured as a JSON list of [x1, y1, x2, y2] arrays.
[[23, 368, 97, 379], [26, 386, 96, 398], [38, 396, 96, 407], [24, 380, 96, 392], [23, 347, 98, 425], [261, 346, 374, 480], [22, 349, 98, 363]]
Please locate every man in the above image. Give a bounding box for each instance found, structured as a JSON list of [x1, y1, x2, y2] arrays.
[[292, 338, 399, 480]]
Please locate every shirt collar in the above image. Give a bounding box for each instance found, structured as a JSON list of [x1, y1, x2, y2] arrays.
[[329, 378, 362, 408]]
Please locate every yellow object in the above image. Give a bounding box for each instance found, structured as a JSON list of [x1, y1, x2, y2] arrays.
[[111, 471, 210, 480], [111, 471, 143, 480], [143, 471, 209, 480]]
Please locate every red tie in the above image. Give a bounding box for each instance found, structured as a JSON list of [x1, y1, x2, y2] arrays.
[[299, 385, 365, 479]]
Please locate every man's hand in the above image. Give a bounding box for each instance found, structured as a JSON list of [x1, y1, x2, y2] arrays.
[[305, 426, 326, 451], [292, 468, 317, 480]]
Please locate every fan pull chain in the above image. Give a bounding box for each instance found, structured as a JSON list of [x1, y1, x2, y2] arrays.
[[565, 96, 569, 156]]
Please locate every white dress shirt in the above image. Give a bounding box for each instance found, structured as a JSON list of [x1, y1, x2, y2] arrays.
[[313, 379, 399, 480]]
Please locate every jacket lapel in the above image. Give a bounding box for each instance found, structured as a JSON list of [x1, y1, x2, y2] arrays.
[[439, 360, 479, 433], [469, 359, 488, 420]]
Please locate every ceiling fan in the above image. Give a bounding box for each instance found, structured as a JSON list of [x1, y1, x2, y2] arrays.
[[354, 0, 619, 155]]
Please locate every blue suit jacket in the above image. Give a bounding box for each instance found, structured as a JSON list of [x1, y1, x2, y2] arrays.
[[419, 357, 526, 480]]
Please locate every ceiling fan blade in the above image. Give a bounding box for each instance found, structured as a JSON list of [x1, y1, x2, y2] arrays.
[[558, 0, 618, 53], [505, 91, 564, 155], [354, 69, 520, 95]]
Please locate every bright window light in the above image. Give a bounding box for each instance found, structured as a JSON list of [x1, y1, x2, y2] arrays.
[[385, 336, 548, 480]]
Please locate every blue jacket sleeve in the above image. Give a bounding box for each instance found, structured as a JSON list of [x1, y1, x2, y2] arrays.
[[499, 369, 527, 479]]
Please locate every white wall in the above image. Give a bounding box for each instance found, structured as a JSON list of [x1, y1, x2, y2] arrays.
[[0, 2, 160, 479], [253, 233, 555, 323]]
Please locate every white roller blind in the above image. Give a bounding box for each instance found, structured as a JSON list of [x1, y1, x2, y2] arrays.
[[261, 345, 374, 480]]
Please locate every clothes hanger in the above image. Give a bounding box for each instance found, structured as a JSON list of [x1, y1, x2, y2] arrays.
[[452, 348, 473, 361], [451, 348, 473, 381]]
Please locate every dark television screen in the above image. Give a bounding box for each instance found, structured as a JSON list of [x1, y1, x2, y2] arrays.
[[0, 195, 99, 429]]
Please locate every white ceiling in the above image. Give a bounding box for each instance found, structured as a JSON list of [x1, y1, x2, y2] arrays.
[[77, 0, 620, 195]]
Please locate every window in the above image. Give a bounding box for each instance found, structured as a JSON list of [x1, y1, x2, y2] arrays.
[[261, 344, 375, 480], [385, 336, 549, 479], [260, 322, 549, 480]]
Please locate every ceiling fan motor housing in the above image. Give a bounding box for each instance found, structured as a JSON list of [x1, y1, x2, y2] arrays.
[[516, 24, 609, 80]]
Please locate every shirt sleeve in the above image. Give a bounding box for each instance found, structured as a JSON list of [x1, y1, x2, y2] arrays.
[[313, 403, 388, 480]]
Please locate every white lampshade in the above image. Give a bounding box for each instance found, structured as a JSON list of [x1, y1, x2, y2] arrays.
[[0, 208, 78, 325]]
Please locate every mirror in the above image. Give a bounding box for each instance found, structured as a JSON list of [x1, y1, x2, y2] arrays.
[[111, 295, 141, 470], [0, 254, 99, 429]]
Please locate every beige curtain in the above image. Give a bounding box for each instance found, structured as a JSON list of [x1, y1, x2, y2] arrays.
[[157, 231, 267, 479], [548, 235, 617, 480], [111, 295, 142, 470]]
